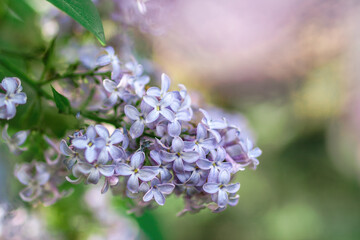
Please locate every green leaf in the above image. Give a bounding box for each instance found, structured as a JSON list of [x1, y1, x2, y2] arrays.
[[46, 0, 106, 45], [51, 85, 71, 114]]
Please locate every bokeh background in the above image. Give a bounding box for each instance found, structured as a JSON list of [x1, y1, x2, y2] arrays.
[[1, 0, 360, 239]]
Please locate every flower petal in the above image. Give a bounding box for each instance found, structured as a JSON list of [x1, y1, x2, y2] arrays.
[[130, 151, 145, 168], [217, 189, 229, 207], [87, 168, 100, 184], [95, 125, 109, 139], [124, 105, 140, 121], [203, 183, 220, 194], [60, 140, 73, 156], [158, 183, 175, 194], [172, 136, 184, 153], [168, 120, 181, 137], [153, 189, 166, 205], [160, 150, 176, 162], [146, 87, 161, 97], [127, 174, 139, 193], [143, 188, 154, 202], [143, 95, 158, 108], [196, 158, 212, 170], [138, 168, 157, 181], [173, 158, 184, 173], [99, 165, 115, 177], [218, 169, 231, 184], [181, 151, 199, 163], [145, 109, 160, 123], [2, 77, 19, 93], [130, 120, 145, 139], [226, 183, 240, 194], [116, 163, 133, 176]]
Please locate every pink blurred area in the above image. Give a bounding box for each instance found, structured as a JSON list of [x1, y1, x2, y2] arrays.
[[151, 0, 354, 93]]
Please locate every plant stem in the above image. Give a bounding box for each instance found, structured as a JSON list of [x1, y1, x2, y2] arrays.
[[39, 70, 111, 86]]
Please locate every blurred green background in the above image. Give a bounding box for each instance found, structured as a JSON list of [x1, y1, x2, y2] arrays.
[[1, 0, 360, 239]]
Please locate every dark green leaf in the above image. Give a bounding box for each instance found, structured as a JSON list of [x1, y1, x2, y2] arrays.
[[46, 0, 106, 45], [51, 85, 71, 114], [43, 37, 56, 66]]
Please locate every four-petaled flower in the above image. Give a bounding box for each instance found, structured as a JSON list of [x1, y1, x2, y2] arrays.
[[143, 94, 174, 123], [60, 139, 81, 170], [184, 123, 217, 158], [203, 169, 240, 207], [96, 46, 121, 79], [124, 105, 145, 138], [199, 108, 227, 142], [142, 177, 175, 205], [160, 137, 199, 173], [95, 125, 125, 162], [2, 124, 29, 154], [116, 151, 158, 193], [0, 77, 27, 120], [76, 158, 115, 185], [72, 126, 105, 163], [196, 147, 232, 182]]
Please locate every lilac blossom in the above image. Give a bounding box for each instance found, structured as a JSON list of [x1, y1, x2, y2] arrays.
[[124, 105, 145, 138], [2, 124, 29, 154], [142, 177, 175, 205], [167, 110, 192, 137], [103, 75, 132, 106], [0, 77, 27, 120], [203, 169, 240, 208], [76, 158, 115, 185], [143, 94, 174, 123], [150, 149, 172, 182], [239, 138, 262, 169], [160, 137, 199, 173], [116, 151, 158, 193], [95, 125, 125, 162], [146, 73, 171, 98], [200, 108, 227, 142], [71, 126, 105, 163], [96, 46, 121, 79], [196, 147, 232, 182], [60, 139, 81, 170], [125, 61, 150, 97], [184, 123, 217, 158]]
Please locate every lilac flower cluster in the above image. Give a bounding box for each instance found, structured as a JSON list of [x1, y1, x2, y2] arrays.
[[61, 47, 262, 213], [0, 77, 27, 120]]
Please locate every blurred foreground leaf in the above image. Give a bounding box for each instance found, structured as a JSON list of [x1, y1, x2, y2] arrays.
[[47, 0, 106, 45]]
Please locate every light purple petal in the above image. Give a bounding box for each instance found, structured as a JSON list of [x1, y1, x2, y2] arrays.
[[146, 87, 161, 97], [197, 123, 207, 140], [153, 189, 166, 205], [209, 120, 227, 129], [143, 189, 154, 202], [130, 120, 144, 139], [161, 73, 171, 94], [98, 165, 115, 177], [203, 183, 220, 194], [138, 168, 157, 181], [2, 77, 18, 93], [218, 169, 231, 184], [143, 95, 158, 108], [85, 147, 97, 163], [172, 137, 184, 153], [201, 138, 217, 150], [160, 93, 173, 107], [196, 158, 212, 170], [168, 120, 181, 137], [215, 147, 226, 162], [5, 101, 16, 119], [124, 105, 140, 121], [249, 147, 262, 158], [12, 130, 28, 146], [226, 183, 240, 194], [103, 79, 117, 93], [95, 125, 109, 139], [181, 151, 199, 163], [160, 108, 175, 121], [110, 130, 124, 144], [86, 126, 97, 140], [160, 150, 176, 162], [184, 141, 196, 151], [217, 189, 229, 207], [131, 151, 145, 168], [12, 92, 27, 104], [145, 109, 160, 123], [158, 183, 175, 194], [87, 168, 100, 184], [60, 140, 73, 156], [173, 158, 184, 173], [116, 163, 133, 176], [109, 145, 125, 160], [127, 174, 139, 193], [97, 55, 111, 66], [77, 162, 93, 174]]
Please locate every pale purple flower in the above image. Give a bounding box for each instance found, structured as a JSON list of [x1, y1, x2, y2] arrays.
[[60, 139, 81, 170], [103, 75, 132, 106], [184, 123, 217, 158], [95, 125, 125, 162], [124, 105, 145, 138], [97, 46, 121, 79], [125, 62, 150, 97], [143, 94, 174, 123], [2, 124, 29, 154], [142, 177, 175, 205], [116, 151, 158, 193], [203, 169, 240, 208], [199, 108, 227, 142], [150, 149, 172, 182], [239, 138, 262, 169], [160, 137, 199, 173], [146, 73, 171, 98], [136, 0, 150, 14], [167, 110, 192, 137], [196, 147, 232, 182], [14, 162, 50, 202], [176, 163, 208, 187], [76, 158, 115, 185], [72, 126, 105, 163], [0, 77, 27, 120]]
